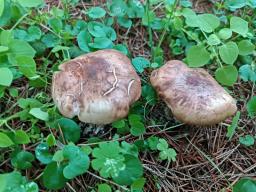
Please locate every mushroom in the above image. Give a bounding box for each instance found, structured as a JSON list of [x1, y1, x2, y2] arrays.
[[150, 60, 237, 125], [52, 49, 141, 124]]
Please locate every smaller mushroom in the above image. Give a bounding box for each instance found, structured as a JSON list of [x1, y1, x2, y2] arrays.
[[150, 60, 237, 125], [52, 49, 141, 124]]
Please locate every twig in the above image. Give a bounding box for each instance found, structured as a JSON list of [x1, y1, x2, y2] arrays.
[[103, 67, 118, 96]]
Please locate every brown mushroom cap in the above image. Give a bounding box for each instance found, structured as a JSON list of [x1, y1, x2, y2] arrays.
[[52, 49, 141, 124], [150, 60, 237, 125]]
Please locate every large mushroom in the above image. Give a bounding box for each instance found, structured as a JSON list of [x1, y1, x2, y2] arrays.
[[150, 60, 237, 125], [52, 49, 141, 124]]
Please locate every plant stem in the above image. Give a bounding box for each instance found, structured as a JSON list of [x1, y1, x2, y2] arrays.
[[146, 0, 154, 59], [11, 13, 29, 31]]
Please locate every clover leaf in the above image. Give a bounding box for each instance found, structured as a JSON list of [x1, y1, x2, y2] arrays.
[[92, 142, 125, 178], [157, 139, 177, 161], [62, 145, 90, 179], [35, 143, 53, 164]]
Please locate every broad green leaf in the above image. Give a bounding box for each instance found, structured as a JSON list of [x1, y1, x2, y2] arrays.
[[29, 108, 49, 121], [0, 171, 38, 192], [207, 34, 221, 45], [246, 96, 256, 118], [88, 37, 113, 49], [0, 30, 12, 46], [197, 14, 220, 33], [182, 8, 198, 27], [14, 130, 30, 144], [92, 142, 125, 178], [43, 162, 67, 190], [219, 42, 239, 64], [113, 44, 128, 55], [48, 18, 63, 33], [35, 143, 53, 164], [0, 0, 4, 17], [233, 178, 256, 192], [215, 65, 238, 86], [239, 64, 256, 82], [9, 39, 36, 57], [132, 57, 150, 73], [87, 21, 106, 37], [239, 135, 255, 146], [107, 0, 127, 17], [131, 178, 146, 191], [77, 30, 91, 53], [87, 7, 106, 19], [218, 28, 232, 40], [0, 46, 8, 52], [157, 139, 168, 151], [46, 134, 56, 147], [117, 17, 132, 28], [226, 111, 240, 140], [17, 0, 44, 7], [55, 118, 81, 143], [126, 0, 144, 18], [16, 56, 36, 78], [130, 121, 145, 136], [0, 132, 14, 147], [187, 45, 211, 67], [238, 40, 255, 56], [113, 155, 143, 185], [11, 151, 34, 170], [98, 184, 112, 192], [230, 16, 248, 36], [112, 120, 126, 129], [62, 145, 90, 179], [0, 67, 13, 86]]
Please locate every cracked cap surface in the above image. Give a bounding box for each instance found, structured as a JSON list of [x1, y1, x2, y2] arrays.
[[52, 49, 141, 124], [150, 60, 237, 125]]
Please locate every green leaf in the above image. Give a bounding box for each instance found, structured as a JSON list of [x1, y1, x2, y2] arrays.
[[17, 0, 44, 7], [113, 155, 143, 185], [219, 42, 239, 65], [246, 96, 256, 118], [239, 135, 255, 147], [87, 7, 106, 19], [55, 118, 81, 143], [107, 0, 127, 17], [226, 111, 240, 140], [29, 108, 49, 121], [46, 134, 56, 147], [11, 151, 35, 170], [197, 14, 220, 33], [0, 0, 4, 17], [14, 130, 30, 144], [117, 17, 132, 28], [157, 139, 177, 161], [238, 40, 255, 56], [98, 184, 112, 192], [92, 142, 125, 178], [16, 56, 37, 78], [48, 18, 63, 33], [0, 46, 8, 52], [187, 45, 211, 67], [0, 67, 13, 86], [62, 145, 90, 179], [113, 44, 128, 55], [233, 178, 256, 192], [207, 34, 221, 45], [132, 57, 150, 73], [0, 171, 38, 192], [131, 178, 146, 191], [88, 37, 113, 49], [77, 30, 91, 53], [43, 162, 67, 190], [239, 64, 256, 82], [147, 136, 159, 150], [112, 120, 126, 129], [130, 121, 145, 136], [215, 65, 238, 86], [0, 132, 14, 147], [218, 28, 232, 40], [35, 143, 53, 164], [230, 16, 248, 36], [9, 39, 36, 57]]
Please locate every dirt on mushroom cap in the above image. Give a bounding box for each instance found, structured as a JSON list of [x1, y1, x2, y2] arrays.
[[52, 49, 141, 124], [150, 60, 237, 125]]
